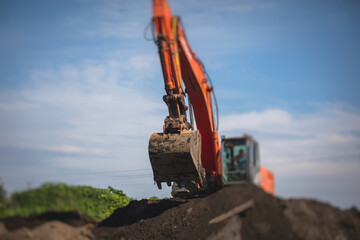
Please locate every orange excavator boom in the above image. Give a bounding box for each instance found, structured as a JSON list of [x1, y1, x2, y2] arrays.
[[148, 0, 274, 197], [149, 0, 221, 194]]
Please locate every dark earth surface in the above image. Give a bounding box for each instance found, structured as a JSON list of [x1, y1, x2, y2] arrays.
[[1, 183, 360, 240]]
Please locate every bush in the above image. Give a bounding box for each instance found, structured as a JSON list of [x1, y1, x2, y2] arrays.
[[0, 183, 132, 220], [0, 183, 5, 202], [147, 196, 160, 200], [0, 182, 6, 214]]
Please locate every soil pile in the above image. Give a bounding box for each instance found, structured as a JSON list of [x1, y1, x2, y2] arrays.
[[2, 210, 97, 231], [0, 211, 97, 240], [98, 199, 183, 227], [284, 199, 360, 240], [95, 183, 360, 240], [1, 183, 360, 240], [95, 183, 298, 240]]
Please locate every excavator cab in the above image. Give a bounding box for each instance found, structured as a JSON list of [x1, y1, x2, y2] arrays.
[[221, 135, 261, 186], [221, 135, 275, 195]]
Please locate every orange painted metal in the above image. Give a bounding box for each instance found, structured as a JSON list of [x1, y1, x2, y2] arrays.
[[152, 0, 221, 184], [260, 166, 275, 195], [153, 0, 183, 95]]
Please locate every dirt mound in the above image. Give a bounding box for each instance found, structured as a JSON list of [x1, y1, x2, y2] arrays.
[[284, 199, 360, 240], [94, 183, 360, 240], [96, 183, 298, 240], [99, 199, 183, 227], [1, 183, 360, 240], [2, 210, 97, 231], [0, 211, 97, 240], [0, 221, 94, 240]]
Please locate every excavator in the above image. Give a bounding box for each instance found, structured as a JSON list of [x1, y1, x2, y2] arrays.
[[148, 0, 274, 198]]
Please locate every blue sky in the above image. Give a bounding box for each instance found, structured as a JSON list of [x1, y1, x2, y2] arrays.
[[0, 0, 359, 208]]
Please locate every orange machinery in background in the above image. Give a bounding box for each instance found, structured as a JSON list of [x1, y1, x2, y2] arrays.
[[148, 0, 275, 197], [260, 167, 275, 195]]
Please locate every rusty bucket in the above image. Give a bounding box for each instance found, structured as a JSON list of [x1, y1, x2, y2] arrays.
[[148, 130, 205, 189]]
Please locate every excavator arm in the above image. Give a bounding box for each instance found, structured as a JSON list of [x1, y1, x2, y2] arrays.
[[148, 0, 221, 195], [176, 18, 221, 180]]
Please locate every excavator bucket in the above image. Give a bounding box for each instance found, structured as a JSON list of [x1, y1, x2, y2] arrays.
[[148, 130, 205, 188]]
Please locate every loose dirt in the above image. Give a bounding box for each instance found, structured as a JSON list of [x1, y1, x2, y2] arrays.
[[1, 183, 359, 240], [0, 211, 96, 240]]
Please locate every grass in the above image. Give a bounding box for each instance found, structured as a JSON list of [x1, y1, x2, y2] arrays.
[[0, 183, 132, 220]]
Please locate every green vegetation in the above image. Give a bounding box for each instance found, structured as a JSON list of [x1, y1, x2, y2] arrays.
[[0, 182, 6, 203], [147, 196, 160, 200], [146, 196, 169, 200], [0, 183, 132, 220], [0, 182, 6, 214]]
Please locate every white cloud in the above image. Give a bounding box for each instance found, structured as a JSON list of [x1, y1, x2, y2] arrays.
[[72, 0, 151, 40], [220, 106, 360, 137], [219, 106, 360, 208], [221, 109, 292, 132], [0, 54, 165, 172], [2, 65, 359, 205], [1, 0, 359, 204], [0, 50, 176, 198]]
